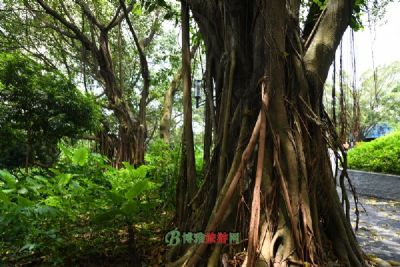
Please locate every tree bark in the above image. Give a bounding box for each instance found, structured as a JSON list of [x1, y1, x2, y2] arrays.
[[160, 69, 182, 143], [169, 0, 365, 266], [120, 0, 151, 166]]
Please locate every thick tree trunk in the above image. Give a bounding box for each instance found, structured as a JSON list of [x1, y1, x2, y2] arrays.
[[97, 30, 140, 166], [169, 0, 366, 266]]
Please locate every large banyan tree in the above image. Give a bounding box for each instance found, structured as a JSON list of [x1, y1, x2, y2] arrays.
[[172, 0, 367, 266]]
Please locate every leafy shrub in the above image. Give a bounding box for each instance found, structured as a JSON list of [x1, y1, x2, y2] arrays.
[[145, 139, 180, 208], [145, 139, 205, 208], [0, 146, 159, 265], [348, 131, 400, 174]]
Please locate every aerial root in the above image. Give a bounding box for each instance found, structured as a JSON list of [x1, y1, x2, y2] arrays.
[[167, 111, 262, 266]]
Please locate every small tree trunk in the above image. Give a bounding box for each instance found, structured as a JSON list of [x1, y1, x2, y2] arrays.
[[203, 81, 213, 174], [25, 128, 32, 172], [160, 43, 200, 143], [176, 1, 197, 229], [160, 69, 182, 143]]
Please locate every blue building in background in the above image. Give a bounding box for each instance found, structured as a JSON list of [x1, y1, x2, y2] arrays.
[[364, 123, 393, 141]]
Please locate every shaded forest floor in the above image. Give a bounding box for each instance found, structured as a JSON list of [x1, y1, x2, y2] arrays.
[[4, 197, 400, 267], [2, 214, 170, 267]]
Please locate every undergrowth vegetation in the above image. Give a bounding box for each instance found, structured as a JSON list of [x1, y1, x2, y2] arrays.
[[0, 141, 188, 266], [348, 130, 400, 174]]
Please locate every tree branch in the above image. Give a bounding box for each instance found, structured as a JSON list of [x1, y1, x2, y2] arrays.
[[304, 0, 355, 92], [120, 0, 150, 100], [105, 5, 122, 30], [73, 0, 105, 30], [44, 23, 79, 40], [140, 11, 160, 50], [60, 1, 75, 25], [302, 1, 322, 40], [106, 1, 135, 30], [34, 0, 93, 51], [287, 0, 301, 23]]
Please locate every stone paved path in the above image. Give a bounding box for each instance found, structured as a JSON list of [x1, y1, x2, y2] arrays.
[[338, 170, 400, 264], [354, 196, 400, 262], [347, 170, 400, 200]]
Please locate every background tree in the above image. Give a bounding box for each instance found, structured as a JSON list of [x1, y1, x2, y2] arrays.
[[324, 61, 400, 142], [358, 61, 400, 138], [0, 52, 99, 169], [0, 0, 174, 166]]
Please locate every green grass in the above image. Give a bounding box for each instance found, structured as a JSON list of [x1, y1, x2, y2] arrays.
[[348, 130, 400, 175]]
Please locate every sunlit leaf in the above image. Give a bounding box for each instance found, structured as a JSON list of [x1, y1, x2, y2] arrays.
[[44, 196, 62, 208], [19, 243, 38, 252], [58, 173, 73, 188], [72, 147, 89, 166]]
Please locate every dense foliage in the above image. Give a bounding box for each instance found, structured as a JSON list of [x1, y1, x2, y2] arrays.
[[348, 130, 400, 174], [0, 145, 175, 265], [0, 53, 100, 168]]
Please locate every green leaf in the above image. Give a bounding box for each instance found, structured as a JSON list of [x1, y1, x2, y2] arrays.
[[44, 196, 62, 208], [72, 147, 89, 166], [35, 205, 57, 216], [49, 168, 61, 176], [120, 200, 137, 216], [57, 173, 73, 188], [17, 196, 33, 207], [93, 209, 121, 224], [156, 0, 168, 8], [125, 180, 153, 199], [107, 191, 125, 204], [0, 169, 16, 188], [17, 187, 28, 195], [2, 189, 15, 194], [134, 165, 149, 179], [132, 3, 142, 16], [19, 243, 38, 252], [0, 190, 10, 204], [122, 161, 134, 171]]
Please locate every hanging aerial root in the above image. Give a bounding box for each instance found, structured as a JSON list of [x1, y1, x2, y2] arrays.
[[247, 84, 270, 267], [322, 110, 361, 231], [299, 97, 361, 231]]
